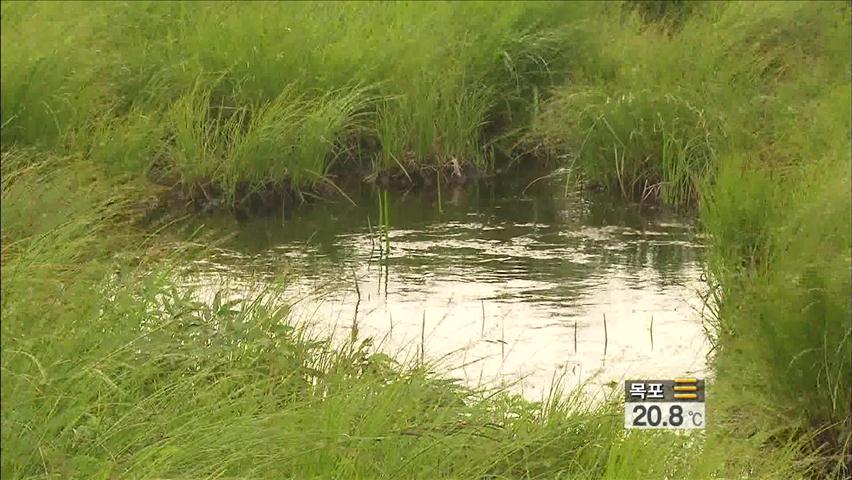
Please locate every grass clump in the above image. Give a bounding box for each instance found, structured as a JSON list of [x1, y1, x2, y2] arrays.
[[531, 2, 849, 204], [535, 87, 718, 205], [163, 82, 368, 202]]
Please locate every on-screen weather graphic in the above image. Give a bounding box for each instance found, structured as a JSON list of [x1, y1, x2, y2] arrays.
[[624, 378, 705, 429]]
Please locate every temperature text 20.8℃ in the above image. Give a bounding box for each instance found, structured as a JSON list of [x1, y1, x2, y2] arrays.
[[624, 379, 705, 429]]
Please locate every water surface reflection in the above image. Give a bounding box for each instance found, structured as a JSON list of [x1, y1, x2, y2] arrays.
[[183, 178, 710, 400]]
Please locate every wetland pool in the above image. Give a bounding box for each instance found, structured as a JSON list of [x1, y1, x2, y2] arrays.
[[181, 175, 711, 401]]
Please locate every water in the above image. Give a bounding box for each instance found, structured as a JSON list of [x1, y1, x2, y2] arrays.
[[182, 173, 710, 401]]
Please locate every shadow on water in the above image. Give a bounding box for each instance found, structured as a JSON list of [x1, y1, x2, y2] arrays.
[[179, 173, 710, 400]]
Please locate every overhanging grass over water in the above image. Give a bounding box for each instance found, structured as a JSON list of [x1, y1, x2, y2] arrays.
[[2, 1, 850, 478], [1, 1, 595, 202]]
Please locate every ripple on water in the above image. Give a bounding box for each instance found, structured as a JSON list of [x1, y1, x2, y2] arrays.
[[182, 184, 710, 401]]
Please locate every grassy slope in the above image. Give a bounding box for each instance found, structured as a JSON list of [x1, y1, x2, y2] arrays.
[[533, 1, 851, 475], [2, 1, 850, 478]]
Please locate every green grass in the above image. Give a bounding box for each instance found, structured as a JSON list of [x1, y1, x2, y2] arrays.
[[532, 1, 851, 475], [1, 1, 598, 203], [531, 1, 850, 202], [2, 1, 850, 478]]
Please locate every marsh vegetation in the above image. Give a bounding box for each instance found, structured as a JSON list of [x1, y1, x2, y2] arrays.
[[2, 1, 850, 478]]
